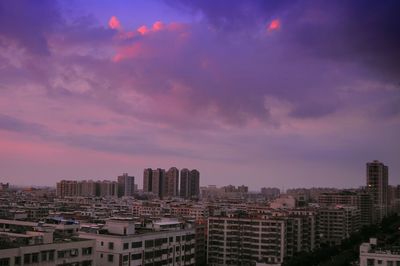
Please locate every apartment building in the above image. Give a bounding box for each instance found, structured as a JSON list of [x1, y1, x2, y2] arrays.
[[0, 219, 95, 266], [360, 238, 400, 266], [367, 160, 389, 221], [207, 209, 318, 266], [318, 191, 374, 226], [208, 215, 286, 265], [317, 206, 360, 245], [79, 217, 196, 266]]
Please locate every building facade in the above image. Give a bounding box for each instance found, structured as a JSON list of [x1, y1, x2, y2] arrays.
[[360, 238, 400, 266], [317, 206, 360, 246], [367, 160, 389, 221], [164, 167, 179, 198], [79, 218, 196, 266], [118, 173, 135, 197], [180, 169, 200, 200]]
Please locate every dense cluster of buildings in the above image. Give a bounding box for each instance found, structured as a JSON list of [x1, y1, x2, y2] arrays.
[[57, 173, 135, 198], [0, 160, 397, 265], [57, 168, 201, 200]]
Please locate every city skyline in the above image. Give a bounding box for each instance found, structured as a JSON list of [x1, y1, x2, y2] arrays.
[[0, 1, 399, 188]]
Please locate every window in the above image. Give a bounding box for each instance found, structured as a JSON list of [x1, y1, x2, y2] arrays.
[[123, 255, 129, 262], [58, 251, 65, 258], [108, 242, 114, 250], [131, 253, 142, 260], [155, 238, 164, 246], [24, 254, 31, 264], [132, 241, 142, 248], [70, 249, 78, 257], [14, 257, 21, 266], [145, 251, 154, 259], [32, 253, 39, 263], [41, 251, 47, 261], [145, 240, 154, 248], [123, 243, 129, 250], [48, 251, 55, 261], [101, 241, 104, 246], [82, 247, 92, 255], [108, 254, 114, 262], [82, 261, 92, 266], [0, 258, 10, 266]]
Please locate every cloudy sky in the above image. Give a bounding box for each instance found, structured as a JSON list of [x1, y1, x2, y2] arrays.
[[0, 0, 399, 189]]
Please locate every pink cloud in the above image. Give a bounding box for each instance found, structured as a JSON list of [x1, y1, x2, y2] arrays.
[[113, 43, 145, 62], [152, 21, 164, 31], [112, 21, 188, 62], [108, 16, 122, 30], [267, 19, 281, 32], [137, 25, 150, 35]]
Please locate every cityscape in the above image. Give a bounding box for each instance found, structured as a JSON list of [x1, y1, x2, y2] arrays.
[[1, 1, 400, 266], [0, 161, 398, 265]]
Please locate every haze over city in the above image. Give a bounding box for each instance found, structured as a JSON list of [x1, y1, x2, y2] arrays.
[[0, 0, 399, 189]]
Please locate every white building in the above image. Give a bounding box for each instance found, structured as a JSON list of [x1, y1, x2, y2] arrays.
[[360, 238, 400, 266], [79, 217, 196, 266], [0, 219, 95, 266]]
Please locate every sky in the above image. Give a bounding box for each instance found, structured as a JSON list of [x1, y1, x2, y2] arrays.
[[0, 0, 399, 189]]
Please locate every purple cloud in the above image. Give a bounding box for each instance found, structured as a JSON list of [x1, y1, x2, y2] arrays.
[[0, 0, 399, 187]]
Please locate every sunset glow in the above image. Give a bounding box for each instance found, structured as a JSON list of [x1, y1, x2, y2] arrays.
[[0, 0, 398, 189]]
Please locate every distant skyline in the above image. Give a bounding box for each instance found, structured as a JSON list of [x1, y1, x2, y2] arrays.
[[0, 1, 399, 189]]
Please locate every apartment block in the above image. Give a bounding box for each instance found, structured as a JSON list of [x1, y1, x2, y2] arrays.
[[0, 219, 95, 266], [79, 218, 196, 266], [360, 238, 400, 266], [317, 206, 360, 245], [367, 160, 389, 221]]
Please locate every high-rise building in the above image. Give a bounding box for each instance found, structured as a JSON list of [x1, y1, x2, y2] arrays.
[[164, 167, 179, 198], [260, 187, 280, 199], [143, 168, 153, 193], [180, 168, 190, 199], [79, 180, 98, 197], [152, 168, 165, 198], [142, 168, 165, 198], [189, 169, 200, 199], [117, 173, 135, 197], [180, 169, 200, 200], [366, 160, 388, 221], [99, 180, 118, 197], [56, 180, 78, 197]]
